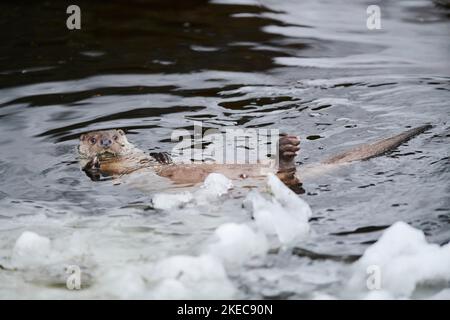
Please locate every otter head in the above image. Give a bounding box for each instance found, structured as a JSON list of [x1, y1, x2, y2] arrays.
[[79, 129, 130, 159]]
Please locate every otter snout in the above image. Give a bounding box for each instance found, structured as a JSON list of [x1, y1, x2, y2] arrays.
[[100, 138, 112, 148]]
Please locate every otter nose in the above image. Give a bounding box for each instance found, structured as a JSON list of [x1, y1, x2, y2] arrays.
[[100, 138, 112, 148]]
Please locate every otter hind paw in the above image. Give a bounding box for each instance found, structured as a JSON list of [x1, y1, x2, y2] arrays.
[[278, 134, 300, 169], [276, 168, 304, 194], [277, 134, 302, 191], [150, 152, 173, 165]]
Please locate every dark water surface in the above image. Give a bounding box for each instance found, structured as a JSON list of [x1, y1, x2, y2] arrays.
[[0, 0, 449, 298]]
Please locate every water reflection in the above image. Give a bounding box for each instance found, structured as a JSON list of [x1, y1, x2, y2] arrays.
[[0, 0, 304, 89]]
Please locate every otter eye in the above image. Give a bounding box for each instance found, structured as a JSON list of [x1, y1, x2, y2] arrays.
[[113, 135, 118, 141], [90, 137, 97, 145]]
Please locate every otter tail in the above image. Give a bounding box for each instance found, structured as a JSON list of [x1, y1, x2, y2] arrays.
[[322, 124, 432, 165]]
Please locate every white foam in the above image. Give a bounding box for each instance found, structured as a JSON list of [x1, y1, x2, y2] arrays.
[[428, 289, 450, 300], [148, 255, 236, 299], [97, 266, 147, 299], [244, 173, 311, 246], [362, 290, 396, 300], [267, 174, 312, 220], [349, 221, 450, 298], [151, 191, 193, 210], [11, 231, 51, 268], [311, 292, 338, 300], [151, 173, 233, 210], [205, 223, 268, 267], [198, 173, 233, 197], [94, 254, 236, 299]]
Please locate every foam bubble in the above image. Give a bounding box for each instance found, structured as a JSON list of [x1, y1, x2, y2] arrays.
[[199, 173, 233, 197], [11, 231, 51, 268], [362, 290, 396, 300], [94, 254, 236, 299], [349, 221, 450, 298], [205, 223, 268, 267], [97, 266, 147, 299], [244, 173, 311, 246], [151, 192, 193, 210], [151, 173, 233, 210], [312, 292, 339, 300], [267, 173, 312, 220], [428, 288, 450, 300], [148, 255, 236, 299]]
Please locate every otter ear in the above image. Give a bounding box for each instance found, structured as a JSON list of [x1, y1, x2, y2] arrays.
[[80, 134, 86, 141], [117, 129, 125, 136]]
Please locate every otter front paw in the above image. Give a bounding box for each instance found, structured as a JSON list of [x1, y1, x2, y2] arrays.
[[82, 156, 101, 181], [150, 152, 173, 165], [278, 134, 300, 170]]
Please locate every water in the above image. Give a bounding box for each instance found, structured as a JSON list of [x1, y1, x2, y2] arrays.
[[0, 0, 449, 299]]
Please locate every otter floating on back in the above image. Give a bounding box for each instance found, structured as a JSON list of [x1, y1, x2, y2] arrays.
[[78, 125, 432, 192]]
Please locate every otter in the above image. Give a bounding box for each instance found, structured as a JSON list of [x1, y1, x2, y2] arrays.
[[78, 125, 431, 192], [78, 129, 302, 189]]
